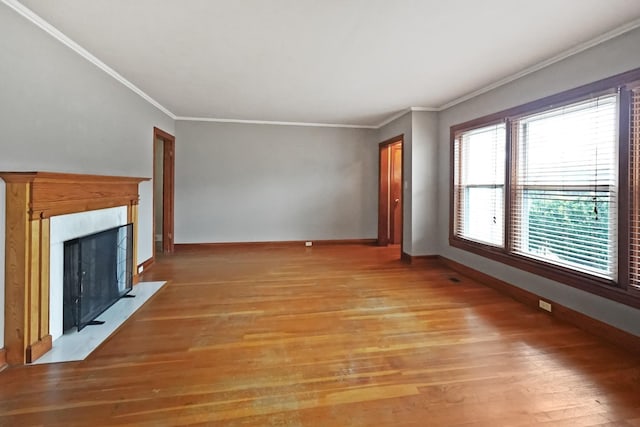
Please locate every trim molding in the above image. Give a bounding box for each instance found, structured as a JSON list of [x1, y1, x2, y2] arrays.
[[176, 116, 376, 129], [26, 335, 52, 364], [0, 0, 176, 120], [376, 109, 412, 129], [401, 252, 439, 264], [0, 348, 6, 372], [437, 18, 640, 111], [138, 257, 155, 274], [175, 239, 377, 251], [5, 0, 639, 129], [439, 256, 640, 355]]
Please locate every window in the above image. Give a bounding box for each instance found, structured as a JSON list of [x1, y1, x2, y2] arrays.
[[511, 95, 618, 280], [450, 68, 640, 308], [630, 87, 640, 292], [453, 123, 505, 246]]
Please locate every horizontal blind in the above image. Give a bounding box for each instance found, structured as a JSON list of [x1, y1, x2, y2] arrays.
[[630, 88, 640, 290], [453, 123, 505, 246], [511, 95, 618, 279]]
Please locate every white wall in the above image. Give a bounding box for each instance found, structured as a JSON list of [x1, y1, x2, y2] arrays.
[[437, 27, 640, 336], [175, 121, 377, 243], [0, 5, 174, 348]]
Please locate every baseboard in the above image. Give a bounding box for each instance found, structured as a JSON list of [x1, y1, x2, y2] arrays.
[[138, 257, 155, 274], [175, 239, 377, 251], [26, 335, 53, 363], [401, 252, 439, 264], [0, 348, 6, 372], [438, 256, 640, 355]]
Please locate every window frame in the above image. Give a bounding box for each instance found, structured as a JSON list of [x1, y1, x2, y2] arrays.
[[449, 67, 640, 309], [453, 121, 507, 247]]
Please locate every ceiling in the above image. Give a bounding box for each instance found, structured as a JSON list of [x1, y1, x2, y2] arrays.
[[12, 0, 640, 127]]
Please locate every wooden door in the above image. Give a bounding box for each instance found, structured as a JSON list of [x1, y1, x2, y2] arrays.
[[153, 127, 175, 256], [162, 138, 175, 253], [377, 135, 403, 250], [390, 143, 402, 244]]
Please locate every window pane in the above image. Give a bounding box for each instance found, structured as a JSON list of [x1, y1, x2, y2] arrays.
[[465, 187, 504, 245], [454, 123, 505, 247], [512, 95, 618, 279], [516, 189, 612, 275]]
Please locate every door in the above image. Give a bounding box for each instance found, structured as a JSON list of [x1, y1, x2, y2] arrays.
[[390, 142, 402, 244], [377, 135, 403, 251], [153, 127, 175, 256]]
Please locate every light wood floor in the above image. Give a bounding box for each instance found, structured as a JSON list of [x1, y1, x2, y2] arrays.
[[1, 244, 639, 426]]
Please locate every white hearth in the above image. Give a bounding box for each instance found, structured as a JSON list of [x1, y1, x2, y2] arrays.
[[49, 206, 128, 341]]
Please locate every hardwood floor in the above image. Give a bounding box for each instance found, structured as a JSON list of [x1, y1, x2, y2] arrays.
[[1, 244, 640, 426]]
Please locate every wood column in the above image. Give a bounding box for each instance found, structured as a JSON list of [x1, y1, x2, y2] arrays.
[[1, 172, 149, 364], [129, 202, 140, 284], [4, 182, 51, 363]]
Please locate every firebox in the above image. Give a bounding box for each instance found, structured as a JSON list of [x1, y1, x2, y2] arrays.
[[63, 223, 134, 332]]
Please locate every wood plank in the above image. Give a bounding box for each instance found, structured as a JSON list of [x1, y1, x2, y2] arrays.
[[439, 255, 640, 354], [0, 172, 148, 219], [25, 335, 52, 364], [0, 244, 639, 426], [39, 218, 50, 338], [27, 220, 40, 348], [3, 183, 29, 365], [0, 348, 6, 372]]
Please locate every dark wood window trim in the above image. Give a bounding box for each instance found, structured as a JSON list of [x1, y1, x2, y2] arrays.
[[449, 67, 640, 310]]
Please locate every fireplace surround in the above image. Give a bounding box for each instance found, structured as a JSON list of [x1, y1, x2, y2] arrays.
[[0, 172, 148, 365]]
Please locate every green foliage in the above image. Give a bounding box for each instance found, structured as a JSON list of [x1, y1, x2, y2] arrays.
[[526, 192, 610, 272]]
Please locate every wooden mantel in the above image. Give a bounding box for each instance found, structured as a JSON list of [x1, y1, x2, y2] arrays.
[[1, 172, 149, 365]]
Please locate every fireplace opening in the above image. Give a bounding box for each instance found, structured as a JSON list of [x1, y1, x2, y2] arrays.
[[63, 223, 134, 332]]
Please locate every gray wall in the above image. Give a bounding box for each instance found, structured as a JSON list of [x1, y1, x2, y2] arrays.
[[437, 27, 640, 336], [0, 5, 174, 348], [410, 111, 439, 255], [377, 111, 439, 256], [378, 112, 413, 253], [174, 121, 377, 243]]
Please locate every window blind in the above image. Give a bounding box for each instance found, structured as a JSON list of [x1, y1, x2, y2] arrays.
[[630, 88, 640, 291], [454, 123, 506, 246], [511, 94, 619, 279]]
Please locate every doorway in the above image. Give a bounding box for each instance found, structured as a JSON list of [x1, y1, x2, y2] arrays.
[[153, 127, 175, 255], [378, 135, 403, 252]]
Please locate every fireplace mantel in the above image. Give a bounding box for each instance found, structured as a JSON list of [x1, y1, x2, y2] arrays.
[[1, 172, 149, 364]]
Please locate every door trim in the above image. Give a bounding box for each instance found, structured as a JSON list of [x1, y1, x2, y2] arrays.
[[153, 127, 176, 257], [378, 134, 404, 251]]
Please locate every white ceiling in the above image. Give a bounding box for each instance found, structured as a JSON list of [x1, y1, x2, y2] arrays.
[[12, 0, 640, 127]]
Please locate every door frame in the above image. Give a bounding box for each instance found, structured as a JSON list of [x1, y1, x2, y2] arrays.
[[378, 134, 404, 251], [153, 127, 175, 256]]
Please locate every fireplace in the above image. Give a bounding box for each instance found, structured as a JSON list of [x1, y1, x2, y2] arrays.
[[1, 172, 148, 364], [63, 223, 133, 332]]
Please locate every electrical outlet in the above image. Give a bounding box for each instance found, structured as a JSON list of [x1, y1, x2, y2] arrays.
[[305, 241, 313, 247], [138, 265, 144, 274], [539, 300, 552, 312]]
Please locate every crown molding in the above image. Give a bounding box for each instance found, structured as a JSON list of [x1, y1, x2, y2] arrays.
[[437, 17, 640, 111], [375, 108, 412, 128], [2, 0, 177, 120], [410, 107, 439, 112], [4, 0, 640, 129], [375, 106, 440, 129], [176, 116, 377, 129]]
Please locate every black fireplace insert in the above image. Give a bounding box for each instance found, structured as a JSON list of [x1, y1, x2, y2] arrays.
[[63, 223, 134, 331]]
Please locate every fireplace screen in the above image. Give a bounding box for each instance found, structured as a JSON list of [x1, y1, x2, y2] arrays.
[[63, 223, 134, 331]]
